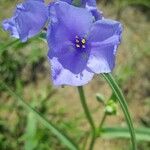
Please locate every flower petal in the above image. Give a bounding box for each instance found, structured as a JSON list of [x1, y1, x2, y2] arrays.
[[2, 0, 48, 42], [85, 4, 103, 21], [48, 1, 94, 38], [59, 0, 102, 21], [87, 45, 117, 73], [47, 1, 93, 74], [2, 17, 19, 38], [58, 46, 90, 74], [91, 35, 120, 48], [87, 19, 122, 74], [47, 19, 73, 56], [85, 0, 97, 6], [48, 41, 90, 74], [88, 19, 122, 43], [49, 57, 94, 86], [60, 0, 72, 4]]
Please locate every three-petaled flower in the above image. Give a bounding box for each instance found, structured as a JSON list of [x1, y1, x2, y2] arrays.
[[2, 0, 48, 42], [47, 1, 122, 86]]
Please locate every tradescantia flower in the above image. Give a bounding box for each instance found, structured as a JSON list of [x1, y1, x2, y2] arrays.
[[2, 0, 48, 42], [47, 1, 122, 86]]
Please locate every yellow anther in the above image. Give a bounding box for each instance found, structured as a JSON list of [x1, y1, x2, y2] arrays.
[[76, 44, 80, 48], [81, 38, 86, 44]]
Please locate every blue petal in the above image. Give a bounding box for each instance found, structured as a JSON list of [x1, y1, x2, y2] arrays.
[[48, 1, 94, 37], [2, 17, 19, 38], [60, 0, 72, 4], [52, 0, 102, 21], [85, 0, 97, 6], [57, 44, 90, 74], [47, 2, 93, 74], [89, 19, 122, 43], [87, 45, 117, 73], [49, 57, 94, 86], [2, 0, 48, 42], [80, 0, 103, 20], [85, 4, 103, 21], [87, 19, 122, 73]]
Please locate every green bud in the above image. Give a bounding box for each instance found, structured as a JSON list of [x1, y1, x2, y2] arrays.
[[96, 93, 105, 105], [105, 99, 117, 115]]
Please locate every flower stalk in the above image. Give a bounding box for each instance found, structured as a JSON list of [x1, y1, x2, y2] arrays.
[[77, 86, 96, 150], [98, 112, 107, 133], [89, 131, 96, 150]]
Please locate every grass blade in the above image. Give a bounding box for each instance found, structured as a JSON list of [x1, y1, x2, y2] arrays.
[[102, 127, 150, 142], [101, 73, 137, 150], [0, 39, 19, 54], [2, 82, 78, 150], [24, 112, 38, 150]]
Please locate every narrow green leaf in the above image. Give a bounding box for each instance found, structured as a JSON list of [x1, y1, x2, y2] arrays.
[[125, 0, 150, 8], [0, 32, 46, 55], [0, 39, 19, 55], [24, 112, 38, 150], [2, 82, 78, 150], [102, 127, 150, 142], [101, 73, 137, 150]]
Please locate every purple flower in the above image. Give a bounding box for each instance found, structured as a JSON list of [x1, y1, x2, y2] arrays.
[[2, 0, 48, 42], [47, 2, 122, 86]]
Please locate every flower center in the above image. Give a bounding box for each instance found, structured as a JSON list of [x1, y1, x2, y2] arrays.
[[75, 36, 86, 49]]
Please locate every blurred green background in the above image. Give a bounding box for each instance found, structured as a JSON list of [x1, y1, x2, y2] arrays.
[[0, 0, 150, 150]]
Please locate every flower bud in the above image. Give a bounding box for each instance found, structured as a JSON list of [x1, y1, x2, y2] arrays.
[[105, 99, 117, 115], [96, 93, 105, 105]]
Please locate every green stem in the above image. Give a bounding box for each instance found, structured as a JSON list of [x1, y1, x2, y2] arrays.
[[89, 113, 107, 149], [89, 132, 96, 150], [77, 86, 96, 131], [99, 113, 107, 133], [101, 73, 137, 150], [77, 86, 96, 150]]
